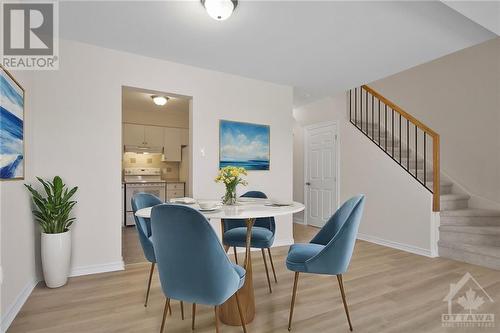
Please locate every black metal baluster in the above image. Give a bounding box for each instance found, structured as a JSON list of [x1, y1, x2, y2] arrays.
[[399, 114, 402, 164], [392, 109, 395, 156], [354, 88, 357, 125], [385, 105, 387, 150], [371, 94, 374, 139], [365, 89, 368, 133], [424, 133, 427, 185], [406, 119, 409, 170], [378, 99, 381, 146], [415, 125, 418, 179], [349, 90, 352, 122], [360, 88, 363, 130]]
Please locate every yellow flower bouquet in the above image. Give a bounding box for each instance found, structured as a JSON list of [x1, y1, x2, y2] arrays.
[[215, 166, 248, 205]]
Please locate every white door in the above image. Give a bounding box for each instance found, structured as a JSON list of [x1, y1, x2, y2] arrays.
[[305, 123, 338, 227]]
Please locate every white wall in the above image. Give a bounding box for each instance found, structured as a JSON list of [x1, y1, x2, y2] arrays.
[[1, 39, 293, 331], [293, 94, 435, 255], [292, 120, 304, 223], [1, 71, 41, 332], [370, 37, 500, 209]]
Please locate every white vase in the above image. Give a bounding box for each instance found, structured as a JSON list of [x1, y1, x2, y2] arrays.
[[41, 230, 71, 288]]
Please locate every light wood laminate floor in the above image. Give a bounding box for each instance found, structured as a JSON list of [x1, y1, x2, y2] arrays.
[[9, 224, 500, 333]]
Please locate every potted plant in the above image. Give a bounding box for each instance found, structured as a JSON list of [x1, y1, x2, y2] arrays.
[[215, 166, 248, 205], [25, 176, 78, 288]]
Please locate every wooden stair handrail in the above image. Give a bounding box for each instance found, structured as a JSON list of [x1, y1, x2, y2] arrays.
[[362, 85, 438, 137], [361, 85, 441, 212]]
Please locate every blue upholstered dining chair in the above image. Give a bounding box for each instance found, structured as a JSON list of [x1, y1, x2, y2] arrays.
[[131, 193, 184, 318], [151, 204, 247, 333], [286, 195, 365, 332], [222, 191, 277, 293]]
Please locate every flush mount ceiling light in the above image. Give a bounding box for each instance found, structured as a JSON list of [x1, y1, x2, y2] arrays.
[[151, 95, 169, 106], [201, 0, 238, 21]]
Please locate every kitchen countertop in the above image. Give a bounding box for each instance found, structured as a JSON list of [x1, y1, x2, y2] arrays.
[[122, 180, 185, 184]]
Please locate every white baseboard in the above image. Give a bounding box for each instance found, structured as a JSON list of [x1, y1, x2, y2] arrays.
[[357, 232, 433, 257], [70, 260, 125, 277], [293, 217, 305, 225], [1, 278, 39, 333]]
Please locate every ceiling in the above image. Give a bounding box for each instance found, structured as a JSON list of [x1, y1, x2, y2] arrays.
[[122, 86, 190, 113], [60, 1, 496, 106], [443, 1, 500, 36]]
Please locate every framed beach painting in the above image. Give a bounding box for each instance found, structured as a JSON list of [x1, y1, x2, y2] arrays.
[[0, 65, 25, 180], [219, 120, 270, 171]]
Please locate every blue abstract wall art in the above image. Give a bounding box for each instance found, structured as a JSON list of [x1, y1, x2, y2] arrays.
[[0, 66, 24, 180], [219, 120, 270, 171]]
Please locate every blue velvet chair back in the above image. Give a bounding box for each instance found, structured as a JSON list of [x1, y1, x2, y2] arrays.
[[223, 191, 275, 233], [131, 193, 163, 263], [151, 204, 243, 306], [307, 195, 365, 275]]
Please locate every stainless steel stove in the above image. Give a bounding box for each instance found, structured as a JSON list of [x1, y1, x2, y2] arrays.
[[123, 167, 166, 226]]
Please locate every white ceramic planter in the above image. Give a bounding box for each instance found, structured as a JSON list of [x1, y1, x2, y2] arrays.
[[41, 230, 71, 288]]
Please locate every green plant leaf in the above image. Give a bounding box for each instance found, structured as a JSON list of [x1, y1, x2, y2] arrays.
[[25, 177, 78, 234]]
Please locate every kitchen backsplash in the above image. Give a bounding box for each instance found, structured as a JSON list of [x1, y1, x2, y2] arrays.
[[123, 152, 180, 180]]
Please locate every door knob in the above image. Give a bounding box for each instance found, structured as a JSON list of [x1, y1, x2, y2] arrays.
[[305, 182, 311, 186]]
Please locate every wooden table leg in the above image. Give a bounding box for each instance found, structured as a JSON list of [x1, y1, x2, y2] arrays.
[[219, 218, 256, 325]]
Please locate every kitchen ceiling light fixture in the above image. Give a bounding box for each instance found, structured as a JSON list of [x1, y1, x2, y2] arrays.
[[201, 0, 238, 21], [151, 95, 169, 106]]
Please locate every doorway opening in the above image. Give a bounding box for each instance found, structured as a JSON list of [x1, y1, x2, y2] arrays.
[[121, 86, 192, 265]]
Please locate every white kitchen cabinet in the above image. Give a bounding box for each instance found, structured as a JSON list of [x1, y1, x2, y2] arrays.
[[166, 183, 185, 200], [123, 124, 145, 146], [180, 128, 189, 146], [123, 124, 164, 147], [144, 125, 164, 147], [163, 128, 182, 161]]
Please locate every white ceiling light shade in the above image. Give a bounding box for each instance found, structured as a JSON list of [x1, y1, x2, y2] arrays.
[[151, 95, 169, 106], [201, 0, 238, 21]]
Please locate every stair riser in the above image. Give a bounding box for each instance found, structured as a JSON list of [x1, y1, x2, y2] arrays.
[[439, 231, 500, 247], [441, 199, 468, 211], [438, 246, 500, 270], [440, 216, 500, 226], [440, 184, 452, 195]]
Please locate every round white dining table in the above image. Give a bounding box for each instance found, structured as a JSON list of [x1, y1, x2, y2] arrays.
[[135, 199, 304, 326]]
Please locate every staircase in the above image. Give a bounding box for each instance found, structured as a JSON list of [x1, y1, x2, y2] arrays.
[[348, 85, 500, 270]]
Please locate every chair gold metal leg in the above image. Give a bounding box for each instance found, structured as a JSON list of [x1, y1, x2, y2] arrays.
[[214, 306, 220, 333], [235, 292, 248, 333], [288, 272, 300, 331], [221, 220, 230, 254], [233, 246, 239, 264], [267, 248, 278, 283], [261, 249, 272, 293], [192, 303, 196, 330], [160, 298, 170, 333], [337, 274, 353, 331], [145, 262, 155, 307], [180, 301, 184, 320]]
